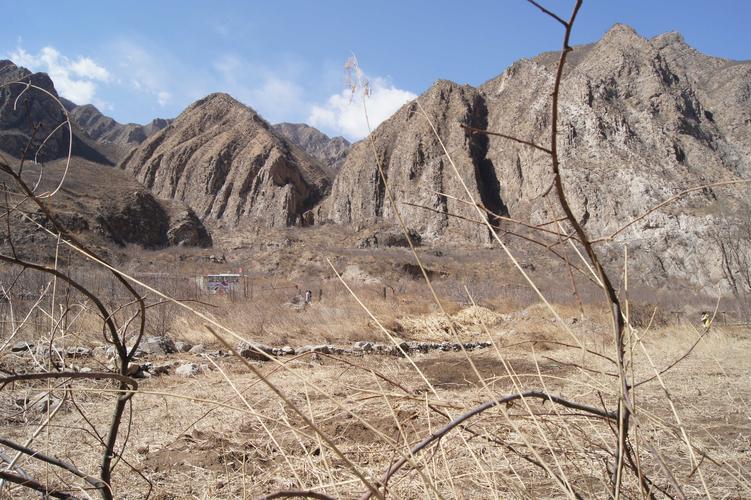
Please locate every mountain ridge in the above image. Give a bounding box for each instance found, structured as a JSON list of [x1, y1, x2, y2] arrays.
[[273, 122, 351, 170], [0, 60, 211, 251]]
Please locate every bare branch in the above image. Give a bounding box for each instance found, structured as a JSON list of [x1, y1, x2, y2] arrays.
[[0, 371, 138, 391], [526, 0, 569, 27], [461, 124, 552, 154], [0, 470, 78, 499], [591, 179, 751, 244], [259, 491, 337, 500], [363, 390, 616, 499], [401, 200, 596, 283], [0, 437, 107, 492]]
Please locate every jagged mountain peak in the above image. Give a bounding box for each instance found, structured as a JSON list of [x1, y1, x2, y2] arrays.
[[173, 92, 274, 135], [120, 92, 333, 228], [650, 30, 686, 49], [0, 59, 116, 164], [320, 77, 494, 242], [186, 92, 244, 111], [68, 101, 170, 151], [601, 23, 643, 42]]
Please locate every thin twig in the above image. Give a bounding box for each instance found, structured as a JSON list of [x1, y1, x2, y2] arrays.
[[0, 437, 107, 492], [527, 0, 569, 26], [461, 124, 552, 154], [591, 179, 751, 244], [258, 491, 337, 500]]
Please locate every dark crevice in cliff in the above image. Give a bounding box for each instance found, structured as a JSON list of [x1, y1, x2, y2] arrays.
[[468, 96, 508, 229]]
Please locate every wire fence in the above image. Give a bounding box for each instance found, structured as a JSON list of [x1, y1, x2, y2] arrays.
[[1, 265, 749, 341]]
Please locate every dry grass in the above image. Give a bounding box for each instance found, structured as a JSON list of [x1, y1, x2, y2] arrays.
[[2, 250, 748, 499], [394, 305, 506, 342], [2, 312, 748, 498]]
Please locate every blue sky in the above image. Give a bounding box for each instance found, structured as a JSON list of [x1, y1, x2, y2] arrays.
[[3, 1, 749, 140]]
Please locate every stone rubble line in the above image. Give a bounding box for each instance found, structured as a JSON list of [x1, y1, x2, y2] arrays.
[[8, 336, 493, 380]]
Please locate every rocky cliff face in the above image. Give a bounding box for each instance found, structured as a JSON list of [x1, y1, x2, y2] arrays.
[[120, 93, 333, 227], [320, 25, 751, 291], [273, 122, 351, 170], [479, 24, 750, 290], [321, 81, 501, 244]]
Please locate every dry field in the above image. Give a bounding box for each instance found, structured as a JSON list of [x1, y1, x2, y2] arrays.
[[1, 291, 749, 499]]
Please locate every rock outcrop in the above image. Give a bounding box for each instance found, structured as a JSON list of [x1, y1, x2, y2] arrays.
[[120, 93, 333, 227], [273, 122, 351, 170]]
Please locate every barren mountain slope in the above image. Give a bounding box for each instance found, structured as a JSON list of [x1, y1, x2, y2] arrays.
[[0, 60, 112, 165], [121, 93, 333, 228], [273, 122, 351, 170], [0, 60, 211, 254], [479, 24, 750, 289], [0, 156, 211, 259]]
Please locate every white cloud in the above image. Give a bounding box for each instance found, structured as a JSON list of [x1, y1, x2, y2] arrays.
[[8, 46, 110, 105], [69, 57, 110, 81], [157, 91, 171, 106], [111, 40, 174, 108], [309, 76, 416, 140]]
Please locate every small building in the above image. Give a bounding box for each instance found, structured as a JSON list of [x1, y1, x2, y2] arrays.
[[206, 273, 241, 293]]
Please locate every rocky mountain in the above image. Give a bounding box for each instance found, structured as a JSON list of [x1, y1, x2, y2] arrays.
[[273, 122, 351, 169], [3, 25, 749, 292], [0, 60, 112, 165], [0, 60, 211, 252], [69, 103, 170, 146], [320, 81, 497, 244], [120, 93, 333, 227], [320, 25, 751, 292]]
